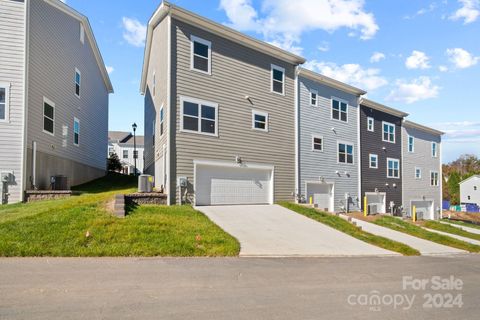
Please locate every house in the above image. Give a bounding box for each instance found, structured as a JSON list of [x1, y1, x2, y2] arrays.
[[141, 1, 305, 205], [459, 175, 480, 206], [297, 68, 366, 212], [360, 99, 408, 215], [0, 0, 113, 204], [402, 120, 443, 220], [108, 131, 144, 175]]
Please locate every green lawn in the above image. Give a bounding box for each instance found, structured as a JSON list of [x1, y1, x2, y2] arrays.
[[279, 202, 420, 256], [423, 220, 480, 242], [442, 219, 480, 231], [373, 216, 480, 253], [0, 173, 239, 257]]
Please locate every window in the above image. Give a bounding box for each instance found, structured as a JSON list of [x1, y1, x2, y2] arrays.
[[73, 118, 80, 146], [312, 135, 323, 151], [123, 150, 128, 159], [0, 84, 9, 122], [271, 64, 285, 95], [310, 90, 318, 106], [475, 186, 478, 191], [415, 167, 422, 179], [332, 98, 348, 122], [430, 171, 439, 186], [75, 69, 81, 97], [108, 147, 114, 156], [252, 110, 268, 132], [369, 154, 378, 168], [181, 97, 218, 136], [152, 119, 156, 147], [387, 158, 400, 178], [190, 35, 211, 74], [160, 106, 164, 136], [43, 97, 55, 135], [80, 23, 85, 44], [367, 117, 374, 132], [468, 196, 471, 200], [408, 136, 414, 152], [432, 142, 438, 158], [338, 142, 354, 164], [382, 122, 395, 143]]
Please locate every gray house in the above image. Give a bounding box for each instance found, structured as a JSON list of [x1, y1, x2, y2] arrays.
[[141, 1, 305, 205], [459, 175, 480, 206], [402, 120, 443, 220], [0, 0, 113, 204], [297, 68, 366, 212]]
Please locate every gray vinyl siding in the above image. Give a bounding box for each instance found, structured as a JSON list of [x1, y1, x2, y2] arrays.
[[360, 105, 403, 213], [460, 177, 480, 205], [0, 0, 25, 203], [402, 125, 441, 216], [172, 18, 296, 203], [298, 76, 360, 211], [26, 0, 109, 187]]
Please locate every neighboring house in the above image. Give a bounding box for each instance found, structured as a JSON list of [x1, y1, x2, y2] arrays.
[[141, 1, 305, 205], [297, 68, 366, 212], [360, 99, 408, 215], [459, 175, 480, 206], [0, 0, 113, 204], [402, 120, 443, 220], [108, 131, 144, 175]]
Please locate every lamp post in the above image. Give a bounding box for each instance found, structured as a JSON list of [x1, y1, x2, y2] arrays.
[[132, 123, 138, 176]]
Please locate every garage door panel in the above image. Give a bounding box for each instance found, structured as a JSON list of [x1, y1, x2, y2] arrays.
[[411, 201, 433, 220], [306, 183, 333, 212]]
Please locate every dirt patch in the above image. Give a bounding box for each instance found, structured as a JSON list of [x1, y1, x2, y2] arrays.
[[347, 211, 383, 222], [443, 211, 480, 224]]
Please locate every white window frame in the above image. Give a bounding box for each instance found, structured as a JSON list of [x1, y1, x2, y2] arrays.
[[387, 158, 400, 179], [73, 117, 80, 146], [152, 71, 156, 97], [331, 97, 348, 123], [0, 83, 10, 123], [432, 142, 438, 158], [367, 117, 374, 132], [252, 110, 269, 132], [180, 96, 218, 137], [312, 135, 324, 152], [337, 141, 354, 165], [123, 149, 128, 159], [43, 97, 55, 136], [415, 167, 422, 179], [75, 68, 81, 98], [382, 121, 395, 143], [80, 23, 85, 44], [159, 105, 164, 136], [310, 90, 318, 106], [271, 64, 285, 95], [152, 118, 156, 148], [430, 171, 439, 186], [190, 35, 211, 75], [408, 135, 414, 153], [369, 154, 378, 169]]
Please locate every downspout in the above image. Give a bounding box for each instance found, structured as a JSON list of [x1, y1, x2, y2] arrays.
[[357, 96, 364, 211], [21, 0, 31, 200], [294, 66, 300, 203]]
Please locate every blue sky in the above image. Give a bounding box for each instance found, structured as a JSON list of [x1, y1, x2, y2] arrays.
[[65, 0, 480, 163]]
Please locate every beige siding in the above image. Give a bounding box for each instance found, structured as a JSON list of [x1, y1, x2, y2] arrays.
[[172, 19, 296, 203], [26, 0, 109, 188], [0, 0, 25, 203]]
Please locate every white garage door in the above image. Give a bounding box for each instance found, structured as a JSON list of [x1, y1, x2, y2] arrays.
[[366, 193, 386, 214], [411, 201, 434, 220], [195, 164, 273, 206], [306, 183, 333, 212]]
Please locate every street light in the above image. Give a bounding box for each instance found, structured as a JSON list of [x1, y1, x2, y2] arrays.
[[132, 123, 138, 176]]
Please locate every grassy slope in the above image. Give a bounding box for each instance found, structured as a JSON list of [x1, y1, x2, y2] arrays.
[[279, 202, 420, 256], [374, 216, 480, 253], [442, 219, 480, 231], [0, 173, 239, 257], [423, 220, 480, 241]]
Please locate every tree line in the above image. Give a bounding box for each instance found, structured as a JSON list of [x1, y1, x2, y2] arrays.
[[443, 154, 480, 205]]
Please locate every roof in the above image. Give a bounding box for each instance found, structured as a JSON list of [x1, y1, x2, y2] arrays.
[[44, 0, 113, 93], [298, 68, 367, 96], [119, 135, 145, 147], [403, 120, 445, 136], [108, 131, 131, 143], [140, 1, 306, 94], [360, 98, 409, 118], [459, 175, 480, 185]]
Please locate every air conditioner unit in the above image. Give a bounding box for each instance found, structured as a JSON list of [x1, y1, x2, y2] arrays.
[[138, 174, 154, 193]]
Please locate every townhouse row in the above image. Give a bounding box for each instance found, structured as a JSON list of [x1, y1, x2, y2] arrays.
[[142, 1, 443, 219]]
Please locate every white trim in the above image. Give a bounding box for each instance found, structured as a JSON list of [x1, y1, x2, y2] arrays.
[[310, 89, 318, 107], [152, 71, 156, 96], [252, 109, 269, 132], [0, 83, 10, 123], [337, 140, 354, 165], [21, 0, 31, 201], [382, 121, 395, 143], [387, 157, 400, 179], [431, 141, 438, 158], [367, 116, 374, 132], [356, 98, 362, 210], [369, 153, 378, 169], [365, 191, 387, 214], [74, 68, 81, 98], [305, 181, 335, 212], [430, 170, 439, 187], [410, 199, 435, 220], [294, 67, 299, 202], [439, 141, 443, 219], [271, 64, 285, 96], [166, 15, 172, 205], [331, 96, 348, 123], [159, 104, 164, 136], [408, 135, 415, 153], [415, 167, 422, 179], [42, 97, 55, 136], [179, 95, 218, 137], [298, 67, 366, 95], [311, 134, 324, 152], [190, 35, 212, 75], [73, 117, 80, 146]]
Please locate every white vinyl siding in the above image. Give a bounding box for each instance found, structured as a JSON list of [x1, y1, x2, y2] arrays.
[[0, 83, 9, 122], [43, 97, 55, 136], [271, 64, 285, 95], [369, 154, 378, 169], [252, 110, 268, 132], [387, 158, 400, 178], [73, 117, 80, 146], [383, 121, 395, 143], [332, 98, 348, 122], [190, 35, 211, 74], [180, 96, 218, 136]]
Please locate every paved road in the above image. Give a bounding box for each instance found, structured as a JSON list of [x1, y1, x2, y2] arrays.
[[197, 205, 398, 256], [347, 216, 467, 255], [1, 256, 479, 319]]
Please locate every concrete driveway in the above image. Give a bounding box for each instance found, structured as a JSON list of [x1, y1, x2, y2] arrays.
[[196, 205, 398, 257]]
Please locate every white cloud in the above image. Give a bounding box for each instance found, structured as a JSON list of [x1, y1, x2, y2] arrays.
[[446, 48, 479, 68], [318, 42, 330, 52], [122, 17, 147, 47], [405, 50, 431, 69], [404, 3, 437, 19], [106, 66, 114, 74], [438, 65, 449, 72], [370, 52, 385, 63], [387, 76, 440, 104], [220, 0, 260, 30], [431, 121, 480, 144], [449, 0, 480, 24], [304, 60, 387, 91]]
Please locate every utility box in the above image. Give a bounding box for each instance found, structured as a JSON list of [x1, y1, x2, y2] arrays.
[[51, 175, 68, 190], [138, 174, 154, 193]]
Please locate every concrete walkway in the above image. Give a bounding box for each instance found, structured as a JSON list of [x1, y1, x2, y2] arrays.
[[196, 205, 399, 257], [345, 216, 466, 255], [423, 228, 480, 246], [440, 221, 480, 235]]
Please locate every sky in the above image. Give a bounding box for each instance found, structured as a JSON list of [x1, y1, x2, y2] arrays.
[[63, 0, 480, 163]]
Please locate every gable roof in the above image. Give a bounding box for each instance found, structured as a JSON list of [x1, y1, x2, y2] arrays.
[[44, 0, 113, 93], [108, 131, 131, 143], [140, 1, 306, 94], [403, 120, 444, 136], [120, 135, 145, 147], [360, 98, 409, 118], [298, 68, 367, 96], [459, 175, 480, 185]]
